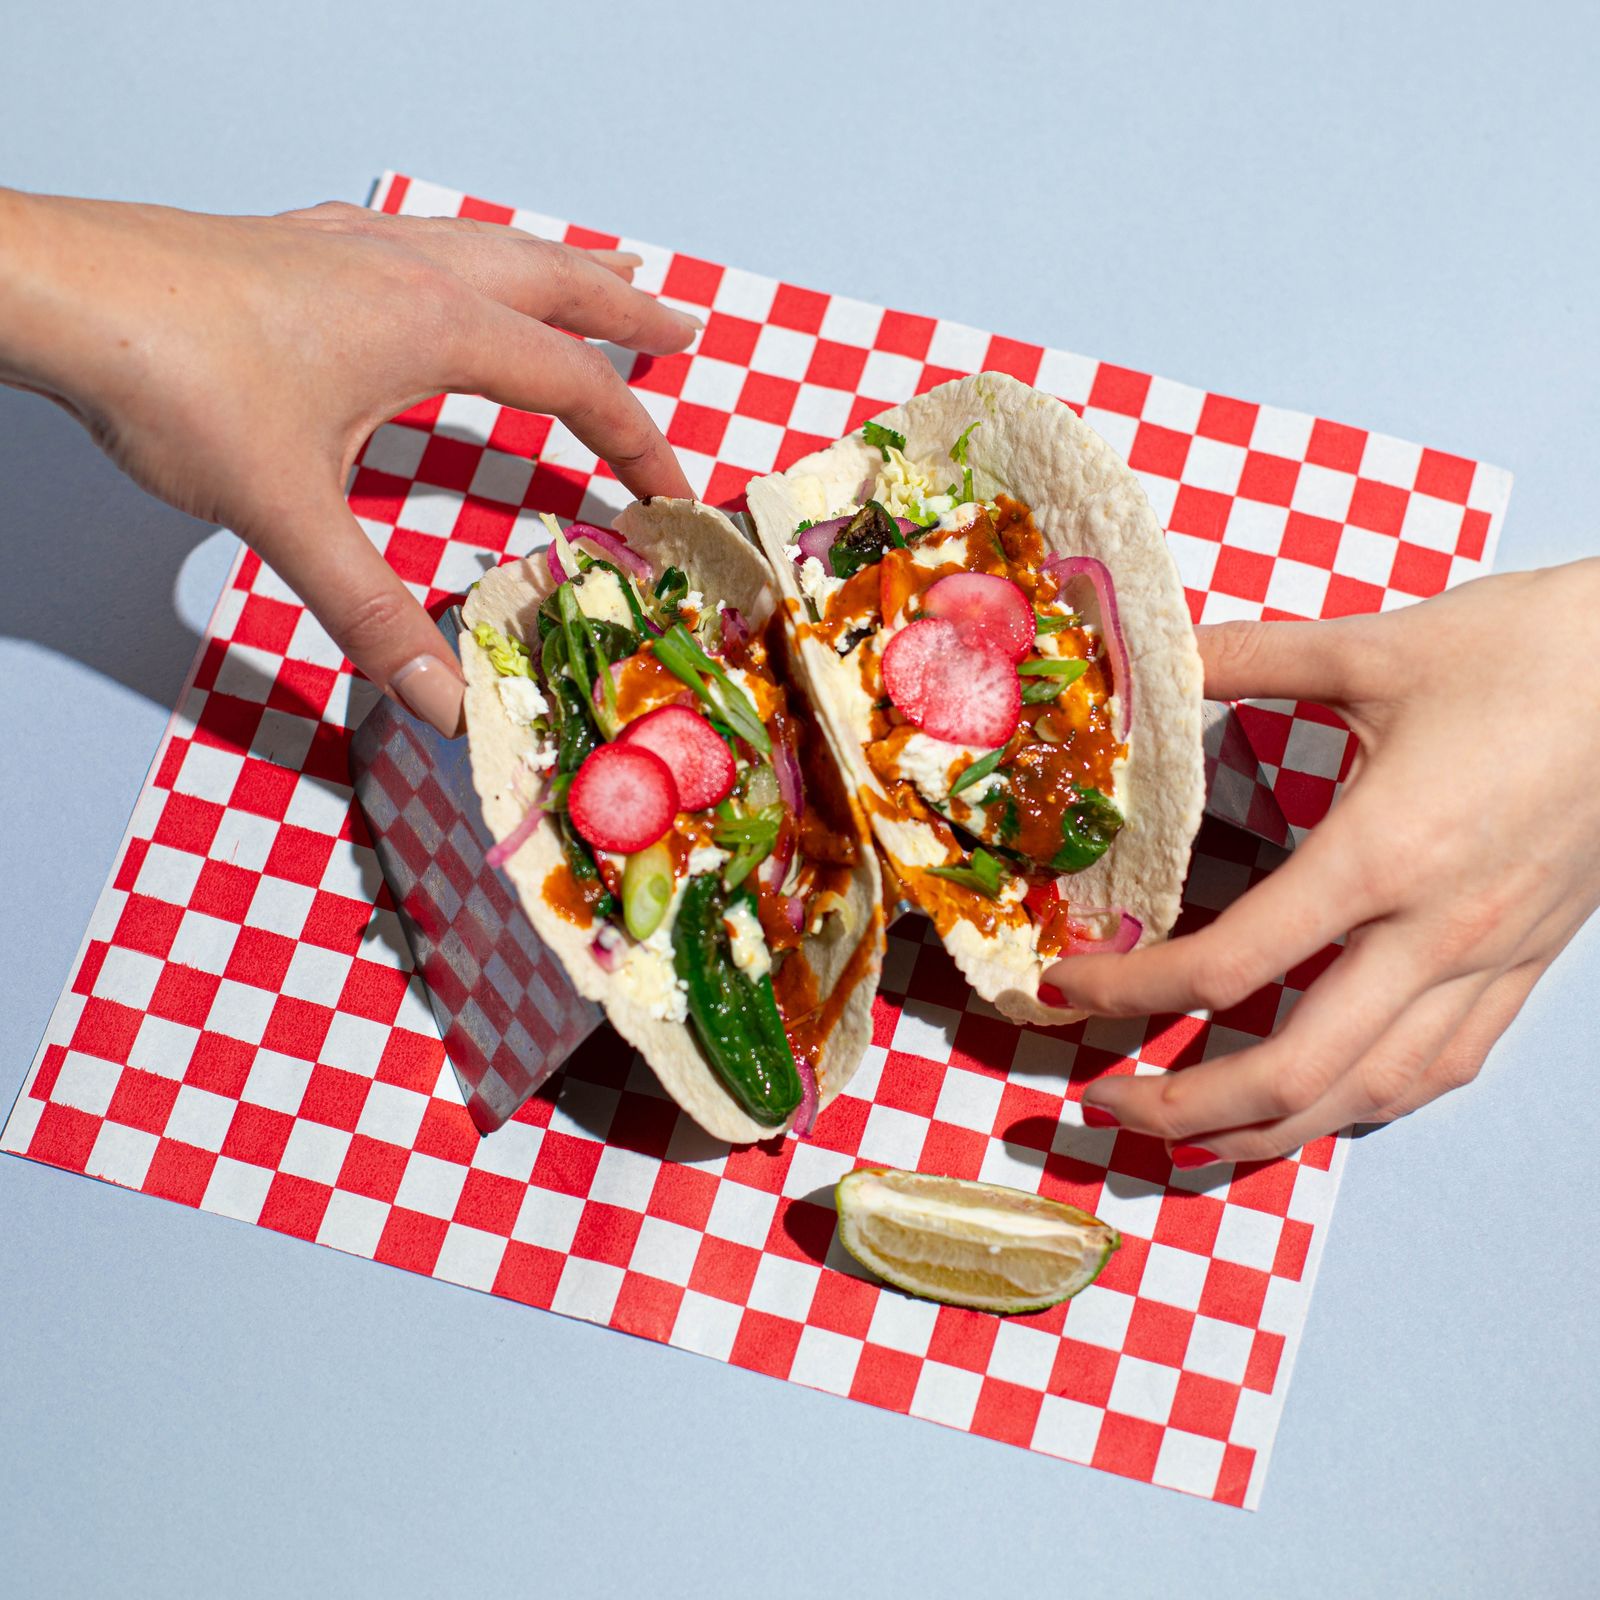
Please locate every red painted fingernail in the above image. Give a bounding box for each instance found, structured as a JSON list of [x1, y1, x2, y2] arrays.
[[1170, 1144, 1221, 1170], [1082, 1103, 1120, 1129], [1038, 982, 1069, 1008]]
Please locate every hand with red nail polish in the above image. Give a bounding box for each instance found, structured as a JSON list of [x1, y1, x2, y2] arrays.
[[0, 189, 699, 735], [1047, 565, 1600, 1166]]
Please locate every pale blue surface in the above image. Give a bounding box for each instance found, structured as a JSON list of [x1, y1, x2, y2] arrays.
[[3, 2, 1598, 1595]]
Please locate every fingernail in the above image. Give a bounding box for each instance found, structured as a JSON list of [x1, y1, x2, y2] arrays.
[[614, 251, 644, 268], [1038, 981, 1070, 1008], [1081, 1102, 1120, 1130], [391, 653, 464, 737], [679, 310, 705, 330], [1170, 1143, 1221, 1170]]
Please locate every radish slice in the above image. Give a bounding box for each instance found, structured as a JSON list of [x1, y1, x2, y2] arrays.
[[567, 744, 679, 853], [617, 705, 736, 811], [923, 572, 1034, 662], [1060, 906, 1143, 955], [881, 619, 1021, 747], [791, 1058, 819, 1139], [1042, 555, 1131, 738], [569, 522, 652, 584]]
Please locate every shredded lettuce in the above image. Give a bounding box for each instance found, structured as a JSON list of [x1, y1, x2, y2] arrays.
[[472, 622, 533, 679]]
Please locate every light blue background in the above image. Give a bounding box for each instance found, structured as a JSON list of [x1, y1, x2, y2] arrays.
[[3, 2, 1597, 1595]]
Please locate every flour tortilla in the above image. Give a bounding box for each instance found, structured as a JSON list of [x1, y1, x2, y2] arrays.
[[460, 498, 884, 1144], [746, 373, 1204, 1026]]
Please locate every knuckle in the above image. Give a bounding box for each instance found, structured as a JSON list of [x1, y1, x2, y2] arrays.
[[1265, 1052, 1336, 1118], [1190, 946, 1259, 1014], [337, 587, 417, 667], [1357, 1049, 1424, 1112]]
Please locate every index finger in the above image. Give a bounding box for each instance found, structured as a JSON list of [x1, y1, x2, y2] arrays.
[[1196, 616, 1372, 704]]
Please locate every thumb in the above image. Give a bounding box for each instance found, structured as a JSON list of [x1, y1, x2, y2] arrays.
[[1195, 616, 1365, 706]]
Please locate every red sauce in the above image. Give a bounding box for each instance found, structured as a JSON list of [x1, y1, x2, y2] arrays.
[[542, 862, 605, 927]]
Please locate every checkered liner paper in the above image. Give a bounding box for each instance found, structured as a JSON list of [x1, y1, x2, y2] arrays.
[[2, 173, 1512, 1509]]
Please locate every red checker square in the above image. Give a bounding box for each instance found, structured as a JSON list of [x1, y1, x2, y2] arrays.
[[736, 371, 800, 425], [1125, 1299, 1194, 1368], [1128, 422, 1192, 480], [729, 1311, 804, 1380], [415, 434, 483, 494], [337, 1134, 410, 1203], [661, 254, 724, 307], [413, 1098, 479, 1166], [224, 926, 296, 992], [148, 964, 220, 1030], [918, 363, 967, 393], [222, 1101, 295, 1168], [233, 594, 299, 654], [453, 1169, 525, 1237], [703, 462, 756, 513], [142, 1139, 218, 1207], [917, 1120, 988, 1181], [1457, 507, 1491, 561], [805, 338, 868, 391], [602, 1093, 674, 1162], [1092, 1231, 1149, 1296], [338, 960, 410, 1025], [689, 1236, 762, 1303], [493, 1241, 566, 1308], [1153, 1191, 1226, 1257], [984, 335, 1043, 385], [570, 1201, 644, 1268], [813, 1093, 870, 1159], [1286, 944, 1340, 992], [300, 1063, 370, 1131], [927, 1307, 999, 1372], [1346, 477, 1409, 536], [69, 996, 143, 1066], [1200, 1259, 1271, 1327], [647, 1163, 720, 1230], [112, 895, 185, 961], [1322, 573, 1387, 619], [768, 281, 828, 333], [258, 1172, 333, 1241], [153, 737, 188, 791], [106, 1068, 181, 1136], [696, 313, 762, 366], [1281, 512, 1342, 569], [1049, 1337, 1119, 1408], [1389, 540, 1453, 597], [526, 463, 586, 519], [384, 527, 448, 587], [1210, 545, 1275, 603], [1170, 1371, 1240, 1441], [30, 1044, 66, 1103], [1092, 1412, 1165, 1482], [236, 550, 263, 588], [1088, 363, 1152, 416], [375, 1208, 449, 1276], [666, 401, 729, 457], [1272, 770, 1338, 830], [720, 1143, 789, 1195], [27, 1104, 100, 1173], [873, 1055, 944, 1119], [194, 694, 264, 757], [1245, 1329, 1285, 1393], [776, 429, 832, 471], [1168, 485, 1232, 543], [268, 660, 337, 723], [875, 310, 936, 360], [1215, 1443, 1255, 1508], [194, 638, 230, 692], [971, 1379, 1045, 1450], [263, 824, 336, 889], [767, 1198, 834, 1266], [72, 944, 108, 999], [1236, 451, 1300, 506], [347, 467, 410, 526], [1415, 447, 1475, 503], [850, 1344, 923, 1413], [488, 406, 551, 459], [453, 497, 518, 549], [376, 1028, 443, 1093], [300, 891, 373, 955], [1227, 1157, 1297, 1216], [152, 794, 224, 856], [627, 352, 690, 398], [949, 1013, 1021, 1079], [1197, 393, 1258, 445], [1274, 1218, 1314, 1281], [1037, 1152, 1108, 1217], [904, 941, 964, 1008], [459, 195, 514, 225], [1211, 982, 1283, 1039], [844, 394, 887, 432], [562, 224, 619, 250], [389, 393, 441, 427], [806, 1271, 877, 1339], [229, 761, 298, 821], [997, 1081, 1064, 1149], [611, 1273, 686, 1345], [531, 1129, 604, 1197], [1300, 1134, 1337, 1171], [191, 860, 258, 924], [1138, 1013, 1209, 1071], [260, 996, 334, 1062], [184, 1031, 255, 1098], [114, 840, 149, 894], [1305, 418, 1368, 473]]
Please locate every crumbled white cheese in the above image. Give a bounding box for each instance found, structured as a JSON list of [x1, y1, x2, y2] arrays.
[[894, 732, 995, 804], [933, 500, 983, 535], [686, 844, 730, 876], [781, 542, 802, 563], [573, 566, 636, 629], [525, 740, 558, 774], [496, 674, 550, 727], [617, 877, 692, 1023], [684, 589, 705, 613], [833, 642, 882, 734], [798, 556, 845, 613], [722, 898, 772, 983]]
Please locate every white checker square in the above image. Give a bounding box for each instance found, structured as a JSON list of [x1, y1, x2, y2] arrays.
[[511, 1185, 585, 1252], [207, 809, 277, 875], [1138, 1242, 1212, 1311], [1183, 1314, 1256, 1385], [1140, 374, 1206, 433], [858, 349, 922, 402], [1359, 431, 1423, 487], [1280, 719, 1348, 781], [746, 1254, 820, 1321], [468, 448, 533, 508], [164, 1085, 238, 1153], [628, 1216, 702, 1286], [856, 1104, 928, 1170], [205, 589, 246, 639], [932, 1067, 1005, 1133], [670, 1290, 743, 1360], [1031, 1395, 1103, 1463], [93, 947, 164, 1011], [1199, 588, 1262, 625], [1164, 530, 1219, 593], [1090, 1176, 1166, 1242], [541, 419, 600, 475], [362, 422, 428, 479], [277, 1118, 352, 1185], [705, 1181, 779, 1248], [284, 609, 344, 669], [435, 390, 501, 439], [781, 1140, 853, 1200], [631, 386, 676, 433], [316, 1190, 390, 1258], [1213, 1204, 1284, 1271], [50, 1053, 120, 1116], [1289, 1161, 1338, 1224], [548, 1079, 619, 1145], [679, 355, 749, 413], [244, 876, 317, 939], [909, 1362, 983, 1430], [1333, 526, 1397, 587], [316, 840, 381, 904], [433, 1225, 509, 1292], [1225, 498, 1291, 555], [174, 743, 244, 805], [1263, 558, 1331, 619], [588, 1145, 660, 1212], [1140, 475, 1179, 526], [1152, 1429, 1225, 1497], [249, 710, 317, 773], [1062, 1286, 1135, 1351], [1400, 492, 1464, 553], [977, 1141, 1047, 1191], [789, 1327, 862, 1397], [396, 481, 465, 540], [278, 943, 353, 1006], [319, 1011, 391, 1077], [355, 1081, 429, 1148], [1181, 436, 1247, 495], [211, 643, 282, 705], [1106, 1355, 1180, 1424], [987, 1321, 1059, 1389], [241, 1051, 313, 1116], [864, 1287, 938, 1357], [133, 843, 206, 906], [818, 294, 882, 347], [1260, 1274, 1304, 1338], [86, 1123, 159, 1188], [2, 1094, 43, 1157], [430, 540, 497, 597], [201, 1156, 273, 1225], [719, 414, 785, 473], [1080, 408, 1137, 459], [711, 265, 776, 323], [1290, 463, 1355, 522], [890, 999, 960, 1064], [127, 1016, 201, 1081], [394, 1152, 470, 1219], [204, 980, 276, 1045], [1248, 407, 1314, 460], [281, 773, 354, 836], [788, 382, 855, 439], [749, 324, 815, 380], [1232, 1384, 1280, 1449], [1032, 347, 1097, 405], [924, 319, 989, 373], [840, 1043, 887, 1103]]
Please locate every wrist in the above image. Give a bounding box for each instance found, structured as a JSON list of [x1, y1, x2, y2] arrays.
[[0, 188, 69, 391]]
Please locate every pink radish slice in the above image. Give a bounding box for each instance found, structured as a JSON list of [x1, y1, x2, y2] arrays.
[[923, 572, 1034, 662], [1041, 555, 1131, 737], [567, 744, 680, 853], [569, 522, 652, 584], [617, 705, 736, 811], [880, 619, 1021, 747]]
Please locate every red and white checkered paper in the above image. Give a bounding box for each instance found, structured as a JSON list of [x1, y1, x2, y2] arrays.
[[2, 172, 1512, 1509]]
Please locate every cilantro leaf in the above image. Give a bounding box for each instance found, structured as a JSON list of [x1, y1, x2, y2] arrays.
[[863, 419, 907, 461]]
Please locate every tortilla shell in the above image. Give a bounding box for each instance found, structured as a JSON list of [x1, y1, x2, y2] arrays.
[[460, 498, 884, 1144], [746, 373, 1204, 1026]]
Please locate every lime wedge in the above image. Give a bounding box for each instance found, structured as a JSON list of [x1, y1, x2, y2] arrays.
[[835, 1167, 1119, 1314]]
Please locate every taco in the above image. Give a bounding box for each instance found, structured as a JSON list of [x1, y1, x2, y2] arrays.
[[460, 500, 885, 1144], [745, 372, 1204, 1026]]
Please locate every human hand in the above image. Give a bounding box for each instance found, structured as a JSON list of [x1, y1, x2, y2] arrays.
[[0, 190, 699, 734], [1045, 560, 1600, 1166]]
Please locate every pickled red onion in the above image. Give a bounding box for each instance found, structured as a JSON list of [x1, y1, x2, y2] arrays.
[[1041, 555, 1131, 738], [1059, 906, 1143, 956], [485, 778, 551, 870], [569, 522, 653, 583], [792, 1058, 819, 1139], [720, 605, 751, 652]]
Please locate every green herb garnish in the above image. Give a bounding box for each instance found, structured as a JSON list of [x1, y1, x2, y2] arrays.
[[928, 847, 1009, 899], [1051, 788, 1125, 874], [714, 801, 784, 891], [653, 623, 771, 755], [828, 500, 904, 579], [949, 747, 1007, 797], [949, 422, 980, 468], [863, 420, 907, 460], [1018, 658, 1090, 681]]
